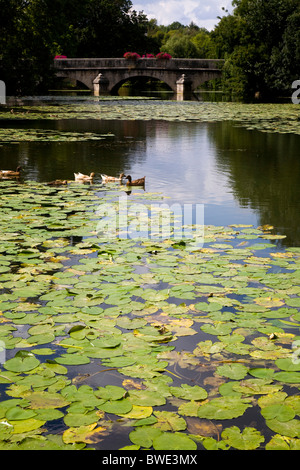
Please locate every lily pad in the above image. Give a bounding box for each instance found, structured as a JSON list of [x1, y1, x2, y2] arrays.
[[129, 426, 162, 448], [5, 407, 37, 421], [170, 384, 208, 401], [152, 432, 197, 450], [98, 398, 133, 415], [261, 404, 295, 422], [197, 397, 251, 420], [221, 426, 265, 450], [266, 418, 300, 438], [216, 363, 249, 380], [4, 352, 40, 372]]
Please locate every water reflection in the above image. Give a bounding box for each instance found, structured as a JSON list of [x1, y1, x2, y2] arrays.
[[208, 122, 300, 246], [0, 114, 300, 245]]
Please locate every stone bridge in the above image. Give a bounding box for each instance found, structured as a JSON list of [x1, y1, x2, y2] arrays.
[[53, 58, 224, 95]]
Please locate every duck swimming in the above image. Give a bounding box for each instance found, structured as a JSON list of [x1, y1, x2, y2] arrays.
[[101, 173, 125, 183], [46, 180, 68, 186], [125, 175, 145, 186], [74, 172, 95, 181], [0, 166, 22, 177]]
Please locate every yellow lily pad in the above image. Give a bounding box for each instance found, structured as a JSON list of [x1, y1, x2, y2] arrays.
[[118, 405, 153, 419], [254, 296, 284, 308], [63, 423, 108, 444]]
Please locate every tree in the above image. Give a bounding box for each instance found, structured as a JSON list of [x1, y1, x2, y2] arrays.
[[75, 0, 151, 57], [191, 30, 217, 59], [212, 0, 300, 99], [0, 0, 155, 94], [162, 35, 199, 58]]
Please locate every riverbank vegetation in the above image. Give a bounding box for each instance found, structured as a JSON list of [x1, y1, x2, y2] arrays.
[[0, 0, 299, 99]]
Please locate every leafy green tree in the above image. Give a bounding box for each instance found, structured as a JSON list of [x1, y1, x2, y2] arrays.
[[162, 35, 199, 58], [75, 0, 151, 57], [212, 0, 300, 99], [0, 0, 82, 93], [191, 30, 217, 59], [0, 0, 156, 94], [268, 10, 300, 93]]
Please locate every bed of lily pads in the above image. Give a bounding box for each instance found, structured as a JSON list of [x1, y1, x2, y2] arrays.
[[0, 127, 115, 143], [0, 180, 299, 450], [1, 100, 300, 136]]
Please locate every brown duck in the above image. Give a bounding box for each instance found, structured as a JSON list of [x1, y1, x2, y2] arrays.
[[0, 166, 22, 177], [125, 175, 145, 186], [46, 180, 68, 186]]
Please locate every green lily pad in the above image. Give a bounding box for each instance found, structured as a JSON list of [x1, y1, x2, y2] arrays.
[[273, 371, 300, 383], [266, 418, 300, 438], [197, 397, 251, 420], [4, 352, 40, 372], [261, 404, 295, 422], [5, 407, 37, 421], [152, 432, 197, 450], [128, 390, 166, 407], [275, 358, 300, 371], [129, 426, 162, 448], [221, 426, 265, 450], [216, 363, 249, 380], [55, 354, 90, 365], [64, 410, 101, 427], [95, 386, 126, 401], [98, 398, 133, 415], [169, 384, 207, 401]]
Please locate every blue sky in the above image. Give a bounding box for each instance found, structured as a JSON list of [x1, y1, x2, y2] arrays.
[[131, 0, 234, 30]]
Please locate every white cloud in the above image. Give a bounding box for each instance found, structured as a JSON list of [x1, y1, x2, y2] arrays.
[[132, 0, 234, 30]]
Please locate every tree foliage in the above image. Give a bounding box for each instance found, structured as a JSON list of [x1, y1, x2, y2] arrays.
[[0, 0, 154, 94], [212, 0, 300, 98]]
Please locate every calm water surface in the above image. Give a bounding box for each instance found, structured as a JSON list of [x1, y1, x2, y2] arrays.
[[1, 99, 300, 245]]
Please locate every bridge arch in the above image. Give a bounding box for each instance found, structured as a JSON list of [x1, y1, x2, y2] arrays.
[[53, 58, 224, 96], [54, 70, 95, 91], [54, 74, 91, 91], [109, 72, 176, 95]]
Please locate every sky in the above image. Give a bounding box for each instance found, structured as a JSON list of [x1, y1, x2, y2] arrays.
[[131, 0, 234, 31]]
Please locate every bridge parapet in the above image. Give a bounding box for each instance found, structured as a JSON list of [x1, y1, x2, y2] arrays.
[[53, 58, 224, 94]]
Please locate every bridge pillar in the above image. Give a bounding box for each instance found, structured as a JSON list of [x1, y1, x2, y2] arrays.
[[176, 74, 192, 96], [93, 73, 109, 96]]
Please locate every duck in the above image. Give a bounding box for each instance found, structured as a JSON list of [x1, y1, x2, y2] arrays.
[[101, 173, 125, 183], [0, 166, 22, 177], [125, 175, 145, 186], [74, 172, 95, 181], [46, 180, 68, 186]]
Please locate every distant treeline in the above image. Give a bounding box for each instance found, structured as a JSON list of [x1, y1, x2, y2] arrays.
[[0, 0, 299, 98]]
